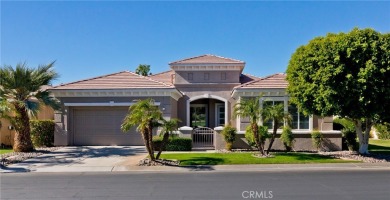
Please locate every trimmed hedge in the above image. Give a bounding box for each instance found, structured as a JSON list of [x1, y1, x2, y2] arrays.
[[375, 123, 390, 140], [153, 136, 192, 151], [30, 120, 55, 147]]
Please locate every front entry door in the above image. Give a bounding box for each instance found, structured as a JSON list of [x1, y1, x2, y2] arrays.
[[190, 104, 208, 128]]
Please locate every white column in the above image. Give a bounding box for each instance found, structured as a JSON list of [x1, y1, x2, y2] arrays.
[[186, 99, 190, 126]]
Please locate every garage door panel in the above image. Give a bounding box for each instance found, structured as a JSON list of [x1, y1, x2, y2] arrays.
[[73, 107, 144, 146]]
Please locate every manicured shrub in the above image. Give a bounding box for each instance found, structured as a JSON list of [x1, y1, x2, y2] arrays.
[[374, 123, 390, 140], [221, 125, 237, 151], [334, 118, 358, 151], [30, 120, 55, 147], [280, 126, 294, 151], [153, 136, 192, 151], [244, 125, 269, 148], [311, 130, 323, 151]]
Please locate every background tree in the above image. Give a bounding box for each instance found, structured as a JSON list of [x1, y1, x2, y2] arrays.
[[0, 62, 60, 152], [121, 98, 162, 160], [234, 96, 266, 156], [287, 28, 390, 154], [155, 118, 180, 159], [135, 64, 151, 76]]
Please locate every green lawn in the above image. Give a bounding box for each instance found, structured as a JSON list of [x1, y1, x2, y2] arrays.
[[369, 139, 390, 154], [0, 148, 13, 155], [160, 152, 359, 166]]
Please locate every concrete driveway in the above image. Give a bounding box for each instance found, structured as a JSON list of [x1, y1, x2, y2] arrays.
[[2, 146, 147, 173]]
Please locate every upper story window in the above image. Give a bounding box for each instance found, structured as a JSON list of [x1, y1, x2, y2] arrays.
[[204, 73, 209, 80], [221, 72, 226, 80], [188, 73, 193, 80]]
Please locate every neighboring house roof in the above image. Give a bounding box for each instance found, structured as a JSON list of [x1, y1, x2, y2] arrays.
[[235, 73, 288, 89], [51, 71, 174, 90], [169, 54, 245, 65], [149, 70, 174, 86]]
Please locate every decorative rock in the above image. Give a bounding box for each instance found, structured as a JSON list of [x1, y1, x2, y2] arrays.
[[0, 147, 62, 166], [138, 158, 180, 166]]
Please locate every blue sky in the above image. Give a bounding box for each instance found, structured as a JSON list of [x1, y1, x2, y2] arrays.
[[1, 1, 389, 85]]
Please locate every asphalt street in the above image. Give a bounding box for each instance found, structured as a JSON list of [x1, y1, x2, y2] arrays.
[[1, 170, 390, 200]]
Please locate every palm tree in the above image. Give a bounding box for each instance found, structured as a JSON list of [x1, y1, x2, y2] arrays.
[[233, 96, 266, 155], [155, 118, 180, 160], [121, 98, 162, 160], [0, 62, 59, 152], [135, 64, 151, 76], [263, 103, 288, 154]]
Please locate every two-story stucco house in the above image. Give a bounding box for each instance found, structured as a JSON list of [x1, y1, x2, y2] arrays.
[[50, 54, 342, 151]]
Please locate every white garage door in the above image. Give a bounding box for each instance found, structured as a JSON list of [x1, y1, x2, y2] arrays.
[[72, 107, 144, 146]]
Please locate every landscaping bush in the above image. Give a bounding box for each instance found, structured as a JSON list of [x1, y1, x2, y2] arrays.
[[221, 125, 237, 151], [30, 120, 55, 147], [311, 130, 323, 151], [334, 118, 358, 151], [245, 125, 269, 148], [375, 123, 390, 140], [280, 126, 294, 151], [153, 136, 192, 151]]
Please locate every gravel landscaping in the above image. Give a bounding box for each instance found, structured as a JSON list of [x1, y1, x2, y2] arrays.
[[0, 147, 62, 166], [320, 151, 390, 163], [138, 158, 180, 166]]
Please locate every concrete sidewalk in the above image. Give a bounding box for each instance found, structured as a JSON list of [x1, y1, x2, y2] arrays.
[[3, 161, 390, 173]]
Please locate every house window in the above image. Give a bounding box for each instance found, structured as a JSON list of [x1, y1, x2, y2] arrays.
[[190, 104, 208, 127], [221, 72, 226, 80], [188, 73, 193, 80], [204, 73, 209, 80], [263, 101, 284, 129], [288, 104, 309, 129]]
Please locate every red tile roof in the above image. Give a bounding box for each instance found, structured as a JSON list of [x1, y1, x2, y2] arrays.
[[235, 73, 287, 89], [169, 54, 245, 65], [52, 71, 174, 90], [149, 70, 174, 86]]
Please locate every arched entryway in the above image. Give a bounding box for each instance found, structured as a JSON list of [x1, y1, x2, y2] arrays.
[[186, 94, 228, 128]]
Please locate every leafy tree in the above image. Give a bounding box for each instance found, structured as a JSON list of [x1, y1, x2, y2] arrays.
[[287, 28, 390, 154], [262, 103, 288, 153], [135, 64, 151, 76], [234, 96, 266, 156], [121, 98, 162, 160], [0, 62, 60, 152], [155, 118, 180, 159]]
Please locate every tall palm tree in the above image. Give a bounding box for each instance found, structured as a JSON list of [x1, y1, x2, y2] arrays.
[[263, 103, 288, 154], [0, 62, 59, 152], [155, 118, 180, 160], [233, 96, 266, 155], [121, 98, 162, 160]]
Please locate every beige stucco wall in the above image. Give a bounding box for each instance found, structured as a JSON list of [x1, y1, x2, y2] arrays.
[[231, 132, 342, 151], [313, 116, 333, 131], [0, 106, 54, 146], [54, 96, 177, 146], [175, 71, 241, 84]]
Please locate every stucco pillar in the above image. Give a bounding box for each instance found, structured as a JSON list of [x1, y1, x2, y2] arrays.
[[178, 126, 193, 139], [54, 106, 69, 146], [214, 126, 226, 150]]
